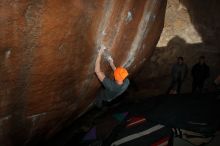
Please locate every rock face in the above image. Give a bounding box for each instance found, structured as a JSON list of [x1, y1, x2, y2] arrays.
[[0, 0, 167, 145], [135, 0, 220, 96]]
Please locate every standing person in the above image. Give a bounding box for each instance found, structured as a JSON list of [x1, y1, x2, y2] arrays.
[[214, 75, 220, 87], [168, 57, 188, 94], [94, 45, 130, 108], [191, 56, 210, 93], [214, 75, 220, 92]]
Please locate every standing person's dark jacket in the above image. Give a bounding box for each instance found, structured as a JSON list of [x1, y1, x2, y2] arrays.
[[191, 62, 210, 93], [192, 63, 210, 82]]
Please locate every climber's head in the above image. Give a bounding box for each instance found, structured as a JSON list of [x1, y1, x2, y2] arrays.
[[114, 67, 128, 84]]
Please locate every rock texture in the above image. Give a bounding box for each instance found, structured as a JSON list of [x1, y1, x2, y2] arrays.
[[0, 0, 167, 145], [134, 0, 220, 96]]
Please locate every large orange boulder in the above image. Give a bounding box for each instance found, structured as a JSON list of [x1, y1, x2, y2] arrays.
[[0, 0, 166, 145]]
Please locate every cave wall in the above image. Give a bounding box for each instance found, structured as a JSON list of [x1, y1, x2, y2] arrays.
[[134, 0, 220, 97], [0, 0, 167, 145]]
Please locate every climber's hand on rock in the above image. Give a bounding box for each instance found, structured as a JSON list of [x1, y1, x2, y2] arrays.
[[107, 56, 113, 63], [98, 48, 104, 55], [98, 45, 106, 55], [101, 44, 106, 50]]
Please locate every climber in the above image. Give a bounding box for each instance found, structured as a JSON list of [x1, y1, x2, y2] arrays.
[[94, 45, 130, 108]]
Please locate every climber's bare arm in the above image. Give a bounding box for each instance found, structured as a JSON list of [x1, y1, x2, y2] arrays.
[[109, 57, 116, 71], [95, 47, 105, 82]]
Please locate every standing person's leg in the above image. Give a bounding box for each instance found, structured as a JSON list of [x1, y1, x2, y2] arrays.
[[198, 80, 205, 93], [167, 79, 175, 94], [177, 79, 182, 94], [192, 79, 199, 93]]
